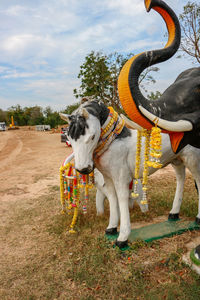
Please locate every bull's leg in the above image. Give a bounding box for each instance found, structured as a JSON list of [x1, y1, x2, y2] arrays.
[[184, 165, 200, 224], [104, 177, 120, 235], [168, 162, 185, 220], [114, 180, 131, 248], [96, 188, 105, 215], [180, 150, 200, 224]]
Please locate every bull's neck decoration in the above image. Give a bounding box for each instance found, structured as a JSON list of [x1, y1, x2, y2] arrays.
[[118, 0, 200, 154], [60, 155, 94, 234], [94, 107, 125, 158]]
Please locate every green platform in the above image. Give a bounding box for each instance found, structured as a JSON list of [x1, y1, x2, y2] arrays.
[[106, 220, 200, 244]]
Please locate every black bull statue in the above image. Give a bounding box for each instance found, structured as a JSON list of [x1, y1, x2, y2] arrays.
[[118, 0, 200, 154]]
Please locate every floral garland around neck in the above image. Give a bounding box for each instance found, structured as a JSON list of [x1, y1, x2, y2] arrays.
[[60, 163, 94, 233], [94, 106, 125, 158]]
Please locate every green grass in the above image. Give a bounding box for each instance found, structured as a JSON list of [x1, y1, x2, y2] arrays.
[[1, 174, 200, 299]]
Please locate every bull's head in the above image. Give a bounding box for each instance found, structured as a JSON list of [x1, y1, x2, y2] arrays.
[[60, 106, 101, 174]]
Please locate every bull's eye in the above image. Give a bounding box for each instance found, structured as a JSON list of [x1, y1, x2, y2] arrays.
[[91, 134, 95, 140]]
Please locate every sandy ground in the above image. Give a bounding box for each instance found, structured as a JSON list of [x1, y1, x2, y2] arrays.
[[0, 128, 72, 225]]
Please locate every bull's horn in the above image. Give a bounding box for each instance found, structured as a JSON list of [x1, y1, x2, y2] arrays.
[[118, 0, 182, 131], [139, 106, 193, 132], [59, 113, 71, 123], [120, 114, 143, 131], [81, 107, 89, 119]]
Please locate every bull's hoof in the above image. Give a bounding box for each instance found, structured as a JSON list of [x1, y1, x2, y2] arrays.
[[168, 213, 179, 221], [195, 217, 200, 225], [115, 240, 128, 249], [105, 227, 118, 235]]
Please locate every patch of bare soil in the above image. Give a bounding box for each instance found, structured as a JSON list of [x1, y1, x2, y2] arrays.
[[0, 129, 72, 201], [0, 128, 72, 235]]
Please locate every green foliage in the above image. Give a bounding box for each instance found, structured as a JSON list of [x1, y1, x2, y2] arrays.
[[179, 1, 200, 63], [0, 104, 78, 128], [24, 106, 45, 126], [147, 91, 162, 100], [43, 106, 61, 128], [63, 102, 79, 114], [139, 67, 160, 93], [74, 51, 111, 101], [74, 51, 159, 112], [7, 104, 27, 126], [0, 108, 7, 122]]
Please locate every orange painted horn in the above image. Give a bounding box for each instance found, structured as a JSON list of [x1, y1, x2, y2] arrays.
[[118, 0, 181, 131]]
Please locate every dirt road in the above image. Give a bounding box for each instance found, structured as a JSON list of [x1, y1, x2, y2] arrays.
[[0, 129, 72, 224]]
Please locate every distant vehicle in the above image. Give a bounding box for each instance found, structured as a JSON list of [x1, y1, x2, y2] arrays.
[[61, 127, 71, 146], [8, 116, 19, 130], [61, 127, 68, 142], [35, 125, 51, 131], [0, 122, 6, 131]]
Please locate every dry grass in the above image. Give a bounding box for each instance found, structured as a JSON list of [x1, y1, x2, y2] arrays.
[[1, 175, 200, 300]]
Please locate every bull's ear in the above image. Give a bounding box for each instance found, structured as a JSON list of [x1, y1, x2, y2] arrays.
[[81, 96, 94, 104], [59, 113, 72, 123], [81, 97, 89, 104], [81, 108, 89, 119]]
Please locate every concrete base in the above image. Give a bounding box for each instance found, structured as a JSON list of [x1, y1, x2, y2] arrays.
[[182, 237, 200, 275]]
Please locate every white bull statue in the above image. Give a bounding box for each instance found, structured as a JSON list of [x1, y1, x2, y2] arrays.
[[60, 99, 200, 249], [94, 169, 147, 215]]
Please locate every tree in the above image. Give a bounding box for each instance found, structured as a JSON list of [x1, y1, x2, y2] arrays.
[[63, 103, 80, 115], [23, 106, 44, 126], [74, 51, 159, 112], [0, 109, 7, 123], [73, 51, 111, 103], [7, 105, 27, 126], [179, 1, 200, 63], [0, 104, 71, 128], [139, 67, 159, 93], [106, 52, 134, 110], [147, 91, 162, 100]]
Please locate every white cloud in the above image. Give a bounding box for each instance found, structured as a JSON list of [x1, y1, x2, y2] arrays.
[[0, 0, 193, 110], [5, 5, 30, 16], [106, 0, 143, 15], [1, 34, 56, 61]]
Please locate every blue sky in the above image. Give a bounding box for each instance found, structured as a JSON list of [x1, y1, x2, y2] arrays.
[[0, 0, 196, 111]]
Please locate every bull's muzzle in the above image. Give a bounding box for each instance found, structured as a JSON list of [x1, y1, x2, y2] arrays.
[[76, 165, 93, 174]]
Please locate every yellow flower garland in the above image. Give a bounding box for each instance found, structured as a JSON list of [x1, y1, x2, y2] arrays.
[[147, 125, 162, 169], [69, 170, 80, 233], [131, 130, 142, 198], [132, 124, 162, 206], [141, 129, 150, 205], [59, 163, 71, 214]]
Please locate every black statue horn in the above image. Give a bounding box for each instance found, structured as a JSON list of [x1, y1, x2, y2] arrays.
[[118, 0, 200, 138]]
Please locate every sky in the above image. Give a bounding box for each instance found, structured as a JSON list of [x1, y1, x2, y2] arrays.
[[0, 0, 196, 112]]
